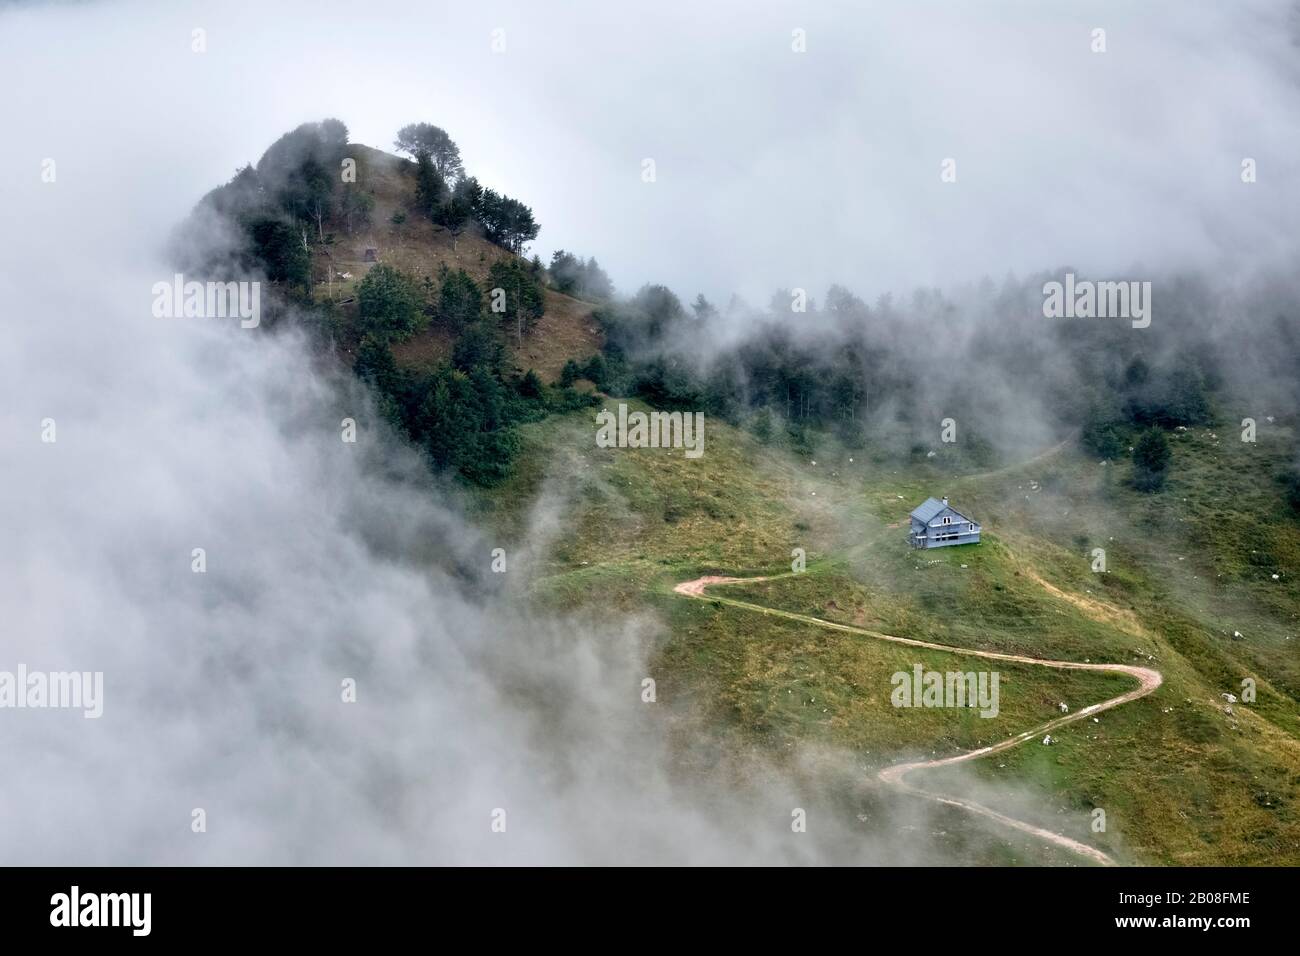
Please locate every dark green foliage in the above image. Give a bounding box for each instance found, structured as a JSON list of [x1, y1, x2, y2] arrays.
[[353, 334, 400, 392], [393, 122, 463, 180], [703, 354, 744, 422], [545, 387, 601, 414], [1122, 353, 1212, 428], [352, 335, 403, 427], [338, 185, 374, 234], [549, 250, 613, 299], [487, 258, 545, 344], [559, 359, 581, 387], [438, 269, 482, 333], [256, 119, 349, 186], [633, 285, 686, 336], [1280, 465, 1300, 515], [452, 320, 505, 372], [1132, 427, 1172, 492], [255, 119, 350, 231], [1082, 419, 1127, 460], [962, 428, 998, 469], [439, 176, 480, 240], [454, 175, 483, 210], [412, 365, 518, 484], [247, 217, 310, 289], [595, 286, 688, 362], [476, 189, 539, 252], [350, 335, 524, 485], [518, 369, 543, 398], [437, 195, 471, 234], [630, 356, 702, 409], [275, 154, 333, 227], [1161, 362, 1213, 425], [1123, 355, 1150, 389], [1081, 401, 1129, 460], [357, 265, 423, 343], [581, 354, 608, 388], [181, 120, 351, 281], [558, 354, 610, 390], [584, 271, 1248, 476], [413, 151, 447, 219]]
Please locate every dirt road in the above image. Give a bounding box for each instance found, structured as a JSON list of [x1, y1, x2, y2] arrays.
[[672, 574, 1162, 866]]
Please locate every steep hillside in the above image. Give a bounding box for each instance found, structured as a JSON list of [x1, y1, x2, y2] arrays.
[[314, 143, 603, 382], [475, 404, 1300, 865]]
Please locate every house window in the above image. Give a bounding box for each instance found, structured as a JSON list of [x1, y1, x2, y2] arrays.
[[942, 516, 952, 525]]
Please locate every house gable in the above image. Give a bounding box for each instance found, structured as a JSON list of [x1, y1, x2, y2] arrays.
[[928, 505, 976, 528], [909, 497, 979, 529]]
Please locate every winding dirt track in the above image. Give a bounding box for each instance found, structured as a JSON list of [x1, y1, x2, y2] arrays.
[[672, 574, 1162, 866]]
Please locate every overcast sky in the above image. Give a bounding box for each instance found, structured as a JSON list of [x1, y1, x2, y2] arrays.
[[4, 0, 1298, 303]]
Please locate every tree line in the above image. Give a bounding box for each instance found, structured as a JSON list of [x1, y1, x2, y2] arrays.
[[395, 122, 538, 253], [586, 276, 1236, 493]]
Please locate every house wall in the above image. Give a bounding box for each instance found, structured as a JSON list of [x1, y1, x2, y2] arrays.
[[922, 529, 980, 548]]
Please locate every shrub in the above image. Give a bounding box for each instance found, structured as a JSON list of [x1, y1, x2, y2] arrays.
[[518, 369, 543, 399], [1132, 427, 1172, 492], [438, 269, 482, 333], [357, 265, 422, 343]]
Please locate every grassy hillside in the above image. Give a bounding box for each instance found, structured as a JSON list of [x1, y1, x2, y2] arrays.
[[475, 402, 1300, 865]]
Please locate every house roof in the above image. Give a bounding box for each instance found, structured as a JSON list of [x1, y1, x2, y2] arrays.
[[911, 497, 977, 525], [910, 497, 948, 522]]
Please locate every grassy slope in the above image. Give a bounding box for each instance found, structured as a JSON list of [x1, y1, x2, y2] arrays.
[[318, 144, 604, 382], [473, 404, 1300, 864]]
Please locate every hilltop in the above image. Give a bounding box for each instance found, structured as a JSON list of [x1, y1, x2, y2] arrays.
[[315, 143, 603, 383], [181, 118, 622, 486]]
